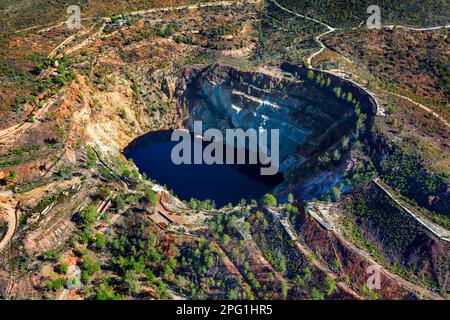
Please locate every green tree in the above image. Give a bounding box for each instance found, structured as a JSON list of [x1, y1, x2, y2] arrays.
[[281, 282, 288, 299], [86, 146, 97, 168], [221, 234, 231, 246], [97, 186, 111, 200], [318, 152, 330, 169], [122, 167, 131, 177], [57, 262, 69, 274], [260, 194, 277, 207], [82, 254, 100, 277], [346, 91, 353, 102], [227, 289, 239, 300], [332, 149, 341, 162], [333, 87, 342, 98], [124, 270, 141, 295], [293, 275, 305, 289], [144, 187, 157, 207], [302, 267, 312, 282], [341, 136, 350, 150], [8, 170, 16, 181], [331, 187, 341, 198], [45, 278, 66, 291], [324, 275, 337, 295], [79, 204, 98, 228], [96, 282, 121, 300], [43, 250, 61, 262], [95, 233, 106, 250], [114, 193, 126, 209], [310, 287, 325, 300]]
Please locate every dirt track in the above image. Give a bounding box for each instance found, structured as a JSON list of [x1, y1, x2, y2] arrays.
[[272, 0, 450, 124]]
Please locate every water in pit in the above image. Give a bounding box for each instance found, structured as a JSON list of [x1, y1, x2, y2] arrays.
[[124, 131, 283, 207]]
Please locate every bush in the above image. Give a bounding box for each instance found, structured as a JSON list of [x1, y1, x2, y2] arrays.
[[324, 275, 337, 295], [310, 287, 325, 300], [86, 146, 97, 168], [57, 262, 69, 274], [144, 187, 157, 207], [95, 233, 106, 250], [260, 194, 277, 207], [45, 278, 66, 291], [79, 204, 98, 228]]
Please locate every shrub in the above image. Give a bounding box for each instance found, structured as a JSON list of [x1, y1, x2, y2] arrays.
[[310, 287, 325, 300], [260, 193, 277, 207], [95, 233, 106, 250], [86, 146, 97, 168], [45, 278, 66, 291], [57, 262, 69, 274], [144, 187, 157, 207], [324, 275, 337, 295], [79, 204, 98, 228]]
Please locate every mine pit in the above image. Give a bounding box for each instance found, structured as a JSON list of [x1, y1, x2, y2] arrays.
[[125, 63, 366, 205]]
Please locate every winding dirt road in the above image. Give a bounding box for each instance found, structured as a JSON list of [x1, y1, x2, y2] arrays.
[[271, 0, 382, 115], [271, 0, 449, 122]]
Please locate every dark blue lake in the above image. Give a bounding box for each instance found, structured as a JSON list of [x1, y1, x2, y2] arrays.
[[124, 131, 283, 207]]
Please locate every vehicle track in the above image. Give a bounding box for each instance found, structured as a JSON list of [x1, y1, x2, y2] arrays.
[[270, 0, 383, 116]]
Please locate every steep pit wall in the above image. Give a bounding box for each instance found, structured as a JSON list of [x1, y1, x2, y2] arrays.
[[182, 63, 359, 177], [280, 62, 378, 120]]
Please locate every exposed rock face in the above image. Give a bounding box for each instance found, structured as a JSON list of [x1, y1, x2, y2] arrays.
[[183, 64, 358, 176]]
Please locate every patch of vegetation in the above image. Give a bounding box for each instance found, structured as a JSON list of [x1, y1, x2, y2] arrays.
[[182, 52, 215, 66], [342, 186, 448, 291], [260, 193, 277, 207], [0, 144, 42, 168]]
